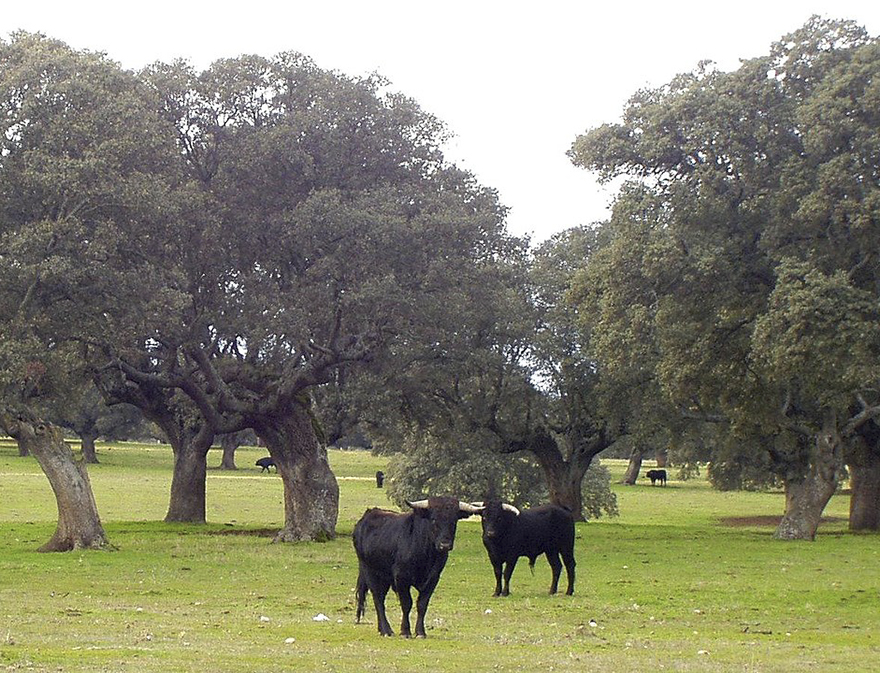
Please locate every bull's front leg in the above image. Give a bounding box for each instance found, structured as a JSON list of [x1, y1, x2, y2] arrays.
[[492, 561, 504, 596], [414, 571, 443, 638], [414, 587, 434, 637], [372, 586, 394, 636], [501, 558, 518, 596], [398, 585, 413, 637]]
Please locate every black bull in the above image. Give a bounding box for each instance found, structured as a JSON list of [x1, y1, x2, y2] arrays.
[[353, 497, 483, 637]]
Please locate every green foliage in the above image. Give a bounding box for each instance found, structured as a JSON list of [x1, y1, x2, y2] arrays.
[[383, 428, 619, 520], [569, 17, 880, 492], [383, 429, 550, 508], [752, 259, 880, 407]]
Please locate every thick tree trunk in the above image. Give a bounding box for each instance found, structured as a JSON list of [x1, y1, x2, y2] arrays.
[[165, 429, 214, 523], [80, 430, 99, 464], [2, 414, 108, 551], [254, 401, 339, 542], [849, 460, 880, 530], [546, 468, 588, 521], [530, 430, 592, 522], [775, 418, 842, 541], [621, 446, 645, 485], [848, 443, 880, 531], [16, 435, 29, 457], [218, 433, 239, 470]]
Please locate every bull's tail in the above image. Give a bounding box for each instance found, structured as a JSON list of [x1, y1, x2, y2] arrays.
[[528, 557, 537, 575], [355, 569, 368, 623]]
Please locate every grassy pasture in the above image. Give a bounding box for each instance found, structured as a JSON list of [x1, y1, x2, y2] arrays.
[[0, 438, 877, 672]]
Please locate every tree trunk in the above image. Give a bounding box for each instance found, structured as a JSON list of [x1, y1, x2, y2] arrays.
[[530, 429, 592, 522], [80, 430, 99, 464], [164, 428, 214, 523], [655, 447, 669, 468], [2, 414, 108, 551], [16, 435, 29, 457], [621, 446, 645, 485], [253, 401, 339, 542], [218, 433, 239, 470], [848, 441, 880, 531], [775, 417, 842, 541]]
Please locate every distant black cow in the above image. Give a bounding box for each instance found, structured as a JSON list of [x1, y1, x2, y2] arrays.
[[375, 470, 385, 488], [255, 457, 276, 473], [475, 500, 576, 597], [354, 497, 483, 637], [646, 469, 667, 486]]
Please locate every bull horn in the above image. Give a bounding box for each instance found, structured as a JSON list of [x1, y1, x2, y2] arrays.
[[502, 503, 521, 516], [406, 499, 429, 509], [459, 502, 484, 514]]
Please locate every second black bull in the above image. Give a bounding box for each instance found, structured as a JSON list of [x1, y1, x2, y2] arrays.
[[474, 500, 576, 597]]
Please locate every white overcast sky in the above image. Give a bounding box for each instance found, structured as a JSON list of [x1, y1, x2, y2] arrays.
[[4, 1, 880, 242]]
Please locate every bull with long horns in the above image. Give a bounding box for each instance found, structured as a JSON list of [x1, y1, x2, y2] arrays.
[[354, 497, 483, 637]]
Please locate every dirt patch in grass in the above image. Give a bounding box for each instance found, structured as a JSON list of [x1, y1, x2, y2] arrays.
[[720, 515, 847, 527]]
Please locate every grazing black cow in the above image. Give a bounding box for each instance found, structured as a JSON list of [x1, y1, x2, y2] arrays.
[[255, 457, 276, 473], [375, 470, 385, 488], [646, 469, 667, 486], [354, 497, 483, 637], [475, 500, 576, 597]]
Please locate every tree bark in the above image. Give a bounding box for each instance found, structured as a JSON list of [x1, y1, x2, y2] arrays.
[[847, 438, 880, 531], [79, 429, 99, 464], [849, 459, 880, 530], [16, 435, 29, 457], [142, 403, 216, 524], [774, 417, 842, 541], [655, 447, 669, 468], [164, 426, 214, 523], [2, 414, 108, 551], [253, 400, 339, 542], [621, 446, 645, 485], [218, 432, 239, 470], [528, 427, 605, 522]]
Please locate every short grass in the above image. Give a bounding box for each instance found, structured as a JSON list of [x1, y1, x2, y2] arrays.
[[0, 439, 877, 672]]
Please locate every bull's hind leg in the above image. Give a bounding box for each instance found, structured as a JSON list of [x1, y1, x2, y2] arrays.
[[562, 548, 576, 595], [546, 551, 563, 594]]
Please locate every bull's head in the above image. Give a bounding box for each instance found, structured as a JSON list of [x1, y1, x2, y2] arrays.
[[408, 497, 483, 552], [471, 500, 520, 539]]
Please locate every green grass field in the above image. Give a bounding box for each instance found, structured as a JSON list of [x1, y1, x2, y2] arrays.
[[0, 439, 876, 672]]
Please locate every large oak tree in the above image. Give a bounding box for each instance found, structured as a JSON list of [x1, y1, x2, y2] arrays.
[[570, 17, 880, 539], [0, 32, 176, 549]]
